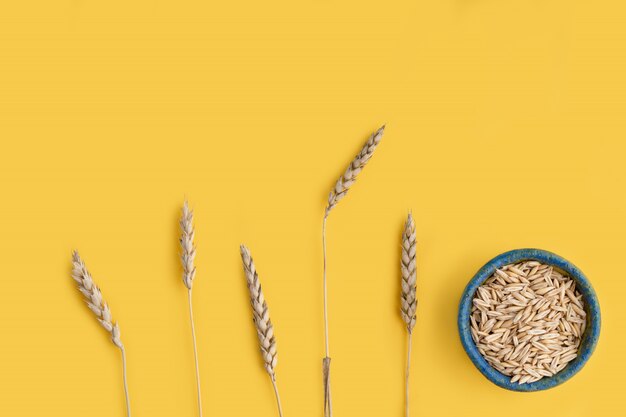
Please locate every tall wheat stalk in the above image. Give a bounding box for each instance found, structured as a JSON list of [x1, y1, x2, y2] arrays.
[[71, 251, 131, 417], [322, 125, 385, 417], [180, 201, 203, 417], [400, 213, 417, 417], [240, 245, 284, 417]]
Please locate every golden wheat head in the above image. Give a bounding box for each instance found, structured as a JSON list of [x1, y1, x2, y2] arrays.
[[71, 251, 123, 348], [180, 201, 197, 290], [325, 125, 385, 216], [239, 245, 278, 377], [400, 213, 417, 333]]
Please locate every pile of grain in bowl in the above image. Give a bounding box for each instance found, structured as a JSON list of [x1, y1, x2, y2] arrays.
[[470, 261, 586, 384]]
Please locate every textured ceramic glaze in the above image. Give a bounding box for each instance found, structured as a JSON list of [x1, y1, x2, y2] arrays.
[[458, 249, 601, 392]]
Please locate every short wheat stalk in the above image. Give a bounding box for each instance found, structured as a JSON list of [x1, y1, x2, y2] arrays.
[[322, 125, 385, 417], [400, 213, 417, 417], [71, 251, 131, 417], [180, 201, 203, 417], [240, 245, 284, 417]]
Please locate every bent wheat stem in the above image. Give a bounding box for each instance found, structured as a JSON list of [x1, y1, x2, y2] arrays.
[[271, 376, 284, 417], [121, 347, 131, 417]]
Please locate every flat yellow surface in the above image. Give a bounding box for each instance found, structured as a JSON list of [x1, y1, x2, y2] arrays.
[[1, 1, 625, 416]]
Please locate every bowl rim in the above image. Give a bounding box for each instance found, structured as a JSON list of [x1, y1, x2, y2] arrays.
[[458, 248, 601, 392]]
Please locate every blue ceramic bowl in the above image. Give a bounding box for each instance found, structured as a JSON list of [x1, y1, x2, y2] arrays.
[[458, 248, 601, 392]]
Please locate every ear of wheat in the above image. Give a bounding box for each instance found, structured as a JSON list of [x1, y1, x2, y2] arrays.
[[322, 125, 385, 417], [400, 213, 417, 417], [71, 251, 131, 417], [240, 245, 284, 417], [325, 125, 385, 216], [180, 201, 203, 417], [181, 201, 197, 290]]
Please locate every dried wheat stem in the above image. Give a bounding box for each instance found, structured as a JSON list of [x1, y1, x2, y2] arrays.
[[240, 245, 284, 417], [322, 215, 329, 358], [322, 216, 332, 417], [71, 251, 131, 417], [180, 201, 203, 417], [121, 347, 131, 417], [271, 376, 284, 417], [405, 332, 412, 417], [188, 290, 202, 416], [322, 125, 385, 417], [401, 213, 417, 417]]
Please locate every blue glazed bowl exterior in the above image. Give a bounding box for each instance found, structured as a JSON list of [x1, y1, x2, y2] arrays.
[[458, 249, 601, 392]]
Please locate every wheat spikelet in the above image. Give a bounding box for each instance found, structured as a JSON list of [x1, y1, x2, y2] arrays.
[[240, 245, 283, 417], [179, 200, 203, 417], [71, 251, 131, 417], [325, 125, 385, 216], [71, 251, 123, 349], [400, 213, 417, 417], [321, 125, 385, 417], [180, 201, 196, 290], [401, 213, 417, 333]]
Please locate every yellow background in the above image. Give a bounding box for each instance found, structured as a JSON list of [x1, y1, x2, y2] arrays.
[[1, 1, 625, 416]]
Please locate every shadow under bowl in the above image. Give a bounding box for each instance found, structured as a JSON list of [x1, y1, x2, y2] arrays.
[[458, 248, 601, 392]]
